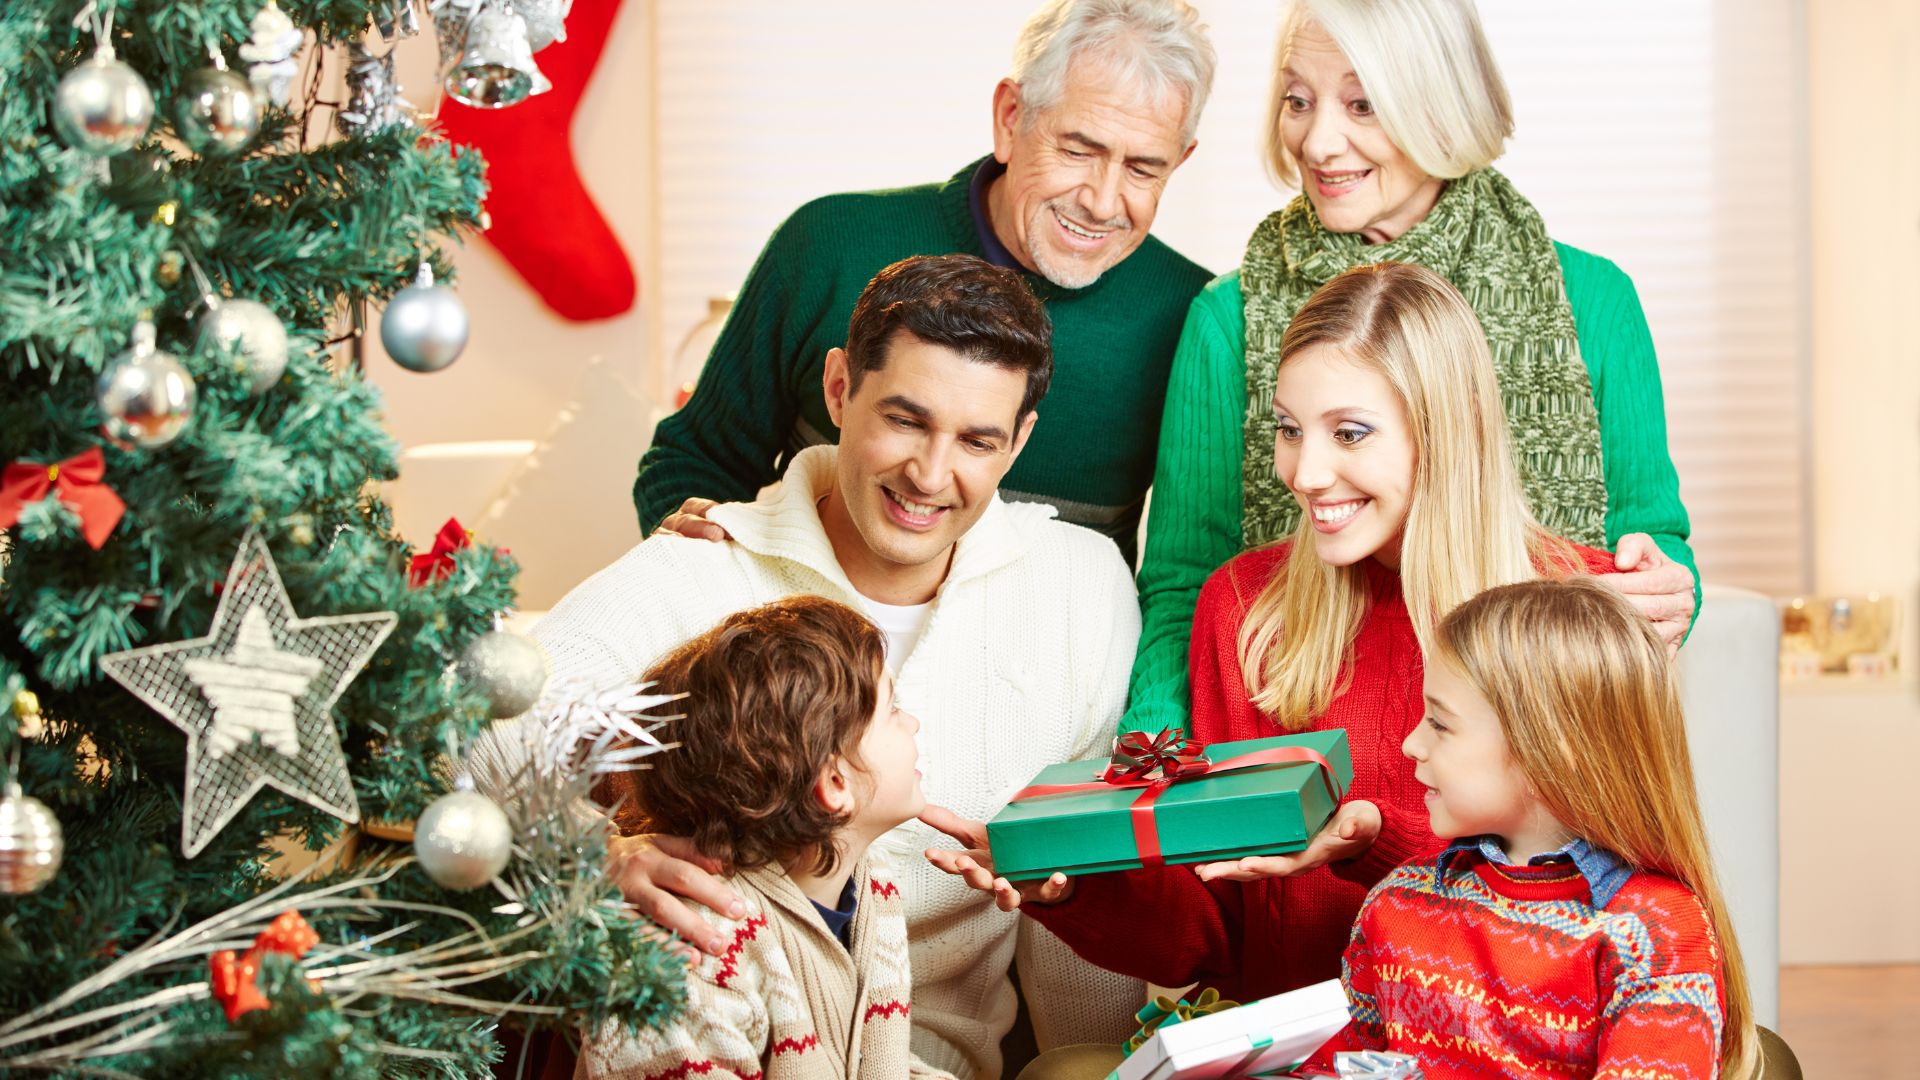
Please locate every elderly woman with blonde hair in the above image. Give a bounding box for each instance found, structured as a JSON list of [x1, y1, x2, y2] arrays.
[[1123, 0, 1701, 740]]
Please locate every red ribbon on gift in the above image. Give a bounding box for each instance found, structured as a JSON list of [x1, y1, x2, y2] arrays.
[[208, 910, 322, 1023], [407, 517, 472, 587], [0, 448, 125, 549], [1012, 733, 1345, 869]]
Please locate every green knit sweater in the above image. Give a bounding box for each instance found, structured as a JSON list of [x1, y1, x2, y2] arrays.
[[1122, 246, 1697, 736], [634, 159, 1213, 565]]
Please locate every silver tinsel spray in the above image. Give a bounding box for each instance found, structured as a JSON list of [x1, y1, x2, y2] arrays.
[[337, 2, 420, 138]]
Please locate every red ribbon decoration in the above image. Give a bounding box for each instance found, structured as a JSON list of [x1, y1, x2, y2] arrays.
[[407, 516, 472, 587], [0, 448, 125, 549], [1012, 736, 1345, 869], [208, 910, 321, 1023]]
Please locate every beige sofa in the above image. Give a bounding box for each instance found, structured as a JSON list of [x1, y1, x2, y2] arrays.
[[1677, 584, 1781, 1027]]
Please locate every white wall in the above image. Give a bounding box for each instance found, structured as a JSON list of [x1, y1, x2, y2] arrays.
[[1807, 0, 1920, 667]]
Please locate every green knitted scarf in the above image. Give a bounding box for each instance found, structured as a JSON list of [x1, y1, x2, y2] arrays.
[[1239, 167, 1608, 549]]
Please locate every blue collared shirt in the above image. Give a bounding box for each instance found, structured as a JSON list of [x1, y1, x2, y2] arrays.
[[809, 876, 859, 951], [1441, 835, 1634, 908], [967, 157, 1023, 270]]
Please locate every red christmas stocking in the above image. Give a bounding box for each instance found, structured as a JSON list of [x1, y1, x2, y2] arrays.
[[437, 0, 636, 321]]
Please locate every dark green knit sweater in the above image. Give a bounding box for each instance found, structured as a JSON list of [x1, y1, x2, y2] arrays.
[[634, 158, 1213, 564]]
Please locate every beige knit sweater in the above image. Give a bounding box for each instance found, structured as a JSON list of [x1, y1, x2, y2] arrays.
[[579, 860, 953, 1080], [477, 447, 1146, 1079]]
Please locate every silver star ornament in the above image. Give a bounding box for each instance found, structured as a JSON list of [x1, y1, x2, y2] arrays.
[[100, 530, 397, 857]]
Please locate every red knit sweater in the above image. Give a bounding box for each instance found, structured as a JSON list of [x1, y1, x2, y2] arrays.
[[1298, 850, 1728, 1080], [1024, 541, 1617, 1002]]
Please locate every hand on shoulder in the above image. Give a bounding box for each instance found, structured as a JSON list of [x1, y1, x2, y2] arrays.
[[653, 497, 732, 542]]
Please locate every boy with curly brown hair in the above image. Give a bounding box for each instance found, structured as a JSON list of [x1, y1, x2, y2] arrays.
[[580, 594, 950, 1080]]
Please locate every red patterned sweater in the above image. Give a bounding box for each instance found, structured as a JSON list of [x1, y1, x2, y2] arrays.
[[1298, 849, 1728, 1079], [1024, 541, 1618, 1001], [579, 860, 953, 1080]]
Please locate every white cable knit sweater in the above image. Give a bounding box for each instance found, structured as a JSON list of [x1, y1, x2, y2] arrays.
[[497, 446, 1145, 1079]]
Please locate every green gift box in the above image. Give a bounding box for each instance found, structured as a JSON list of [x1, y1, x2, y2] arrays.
[[987, 730, 1354, 882]]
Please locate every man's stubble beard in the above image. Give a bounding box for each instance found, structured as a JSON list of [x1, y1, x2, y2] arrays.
[[1025, 199, 1132, 289]]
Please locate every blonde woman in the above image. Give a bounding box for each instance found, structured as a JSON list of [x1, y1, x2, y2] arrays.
[[1124, 0, 1698, 740], [928, 263, 1620, 1005], [1295, 576, 1777, 1078]]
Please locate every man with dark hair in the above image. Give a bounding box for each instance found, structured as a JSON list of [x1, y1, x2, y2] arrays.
[[477, 255, 1143, 1079], [640, 0, 1217, 566]]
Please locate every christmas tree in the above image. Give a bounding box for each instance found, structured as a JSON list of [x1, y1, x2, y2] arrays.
[[0, 2, 681, 1075]]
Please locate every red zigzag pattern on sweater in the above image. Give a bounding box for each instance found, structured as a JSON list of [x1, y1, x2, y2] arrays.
[[770, 1034, 819, 1057], [712, 915, 769, 989], [640, 1061, 763, 1080], [863, 1000, 910, 1021], [868, 879, 900, 900]]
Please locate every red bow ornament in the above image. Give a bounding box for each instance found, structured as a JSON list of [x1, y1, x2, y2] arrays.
[[407, 516, 473, 587], [0, 448, 125, 549], [208, 910, 322, 1023], [208, 950, 269, 1022]]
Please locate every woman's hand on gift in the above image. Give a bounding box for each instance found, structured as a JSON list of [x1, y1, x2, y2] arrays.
[[1603, 533, 1695, 655], [607, 832, 746, 956], [652, 497, 732, 541], [1192, 799, 1382, 882], [919, 803, 1077, 911]]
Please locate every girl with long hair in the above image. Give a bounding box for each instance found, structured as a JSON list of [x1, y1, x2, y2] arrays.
[[1297, 575, 1756, 1079], [928, 262, 1625, 1002]]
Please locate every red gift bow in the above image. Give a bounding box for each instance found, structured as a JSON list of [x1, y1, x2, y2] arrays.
[[1103, 729, 1212, 784], [208, 910, 321, 1023], [0, 448, 125, 549], [1013, 733, 1345, 869], [407, 517, 472, 587]]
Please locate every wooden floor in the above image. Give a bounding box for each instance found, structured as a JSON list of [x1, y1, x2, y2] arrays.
[[1778, 964, 1920, 1077]]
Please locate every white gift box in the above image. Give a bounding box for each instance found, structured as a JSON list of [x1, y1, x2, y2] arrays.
[[1110, 980, 1349, 1080]]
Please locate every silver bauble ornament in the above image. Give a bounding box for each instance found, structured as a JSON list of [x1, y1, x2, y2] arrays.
[[98, 321, 196, 449], [0, 782, 64, 895], [54, 50, 156, 156], [173, 65, 261, 157], [380, 264, 469, 373], [199, 299, 289, 395], [444, 6, 548, 109], [414, 782, 512, 890], [455, 630, 548, 719]]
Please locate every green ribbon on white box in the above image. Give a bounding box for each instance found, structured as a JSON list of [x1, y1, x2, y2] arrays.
[[1108, 979, 1349, 1080]]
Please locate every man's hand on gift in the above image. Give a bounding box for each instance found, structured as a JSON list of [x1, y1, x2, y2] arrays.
[[652, 497, 732, 542], [1602, 533, 1694, 655], [920, 803, 1076, 911], [607, 832, 746, 957], [1192, 800, 1382, 882]]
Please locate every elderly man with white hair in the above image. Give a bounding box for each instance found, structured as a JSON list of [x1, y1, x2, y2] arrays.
[[638, 0, 1216, 571]]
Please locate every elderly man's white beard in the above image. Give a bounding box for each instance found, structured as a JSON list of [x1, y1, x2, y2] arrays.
[[1027, 198, 1132, 289]]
